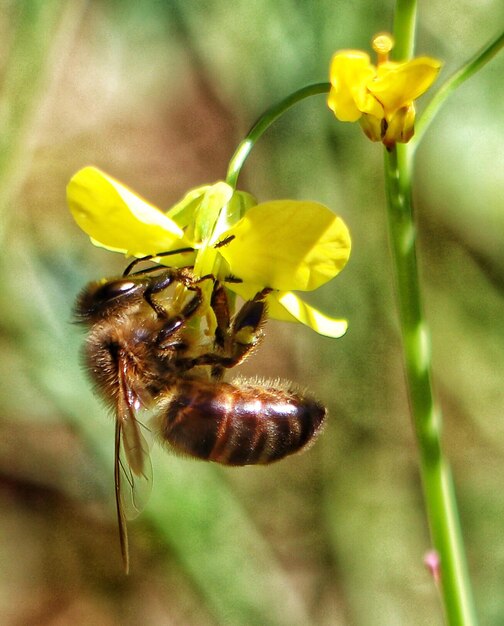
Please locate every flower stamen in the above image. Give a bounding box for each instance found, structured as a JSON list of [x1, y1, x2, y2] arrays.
[[372, 33, 394, 65]]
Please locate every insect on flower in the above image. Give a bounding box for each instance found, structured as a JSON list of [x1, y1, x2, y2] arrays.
[[69, 167, 351, 572], [75, 251, 327, 572]]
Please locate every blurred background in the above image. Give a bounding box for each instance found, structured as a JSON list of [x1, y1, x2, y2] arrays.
[[0, 1, 503, 624]]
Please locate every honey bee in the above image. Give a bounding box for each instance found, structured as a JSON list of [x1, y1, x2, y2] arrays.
[[75, 256, 326, 572]]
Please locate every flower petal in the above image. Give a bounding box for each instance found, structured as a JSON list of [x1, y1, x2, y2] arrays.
[[211, 189, 257, 244], [193, 182, 234, 243], [67, 166, 190, 256], [383, 104, 416, 146], [273, 292, 348, 338], [368, 57, 442, 113], [166, 183, 257, 248], [165, 184, 214, 232], [218, 200, 351, 292], [328, 51, 382, 121], [359, 113, 383, 143]]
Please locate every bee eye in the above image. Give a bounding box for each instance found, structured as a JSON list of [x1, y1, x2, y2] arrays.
[[94, 280, 139, 302]]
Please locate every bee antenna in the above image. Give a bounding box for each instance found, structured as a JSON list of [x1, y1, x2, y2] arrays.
[[123, 247, 195, 276]]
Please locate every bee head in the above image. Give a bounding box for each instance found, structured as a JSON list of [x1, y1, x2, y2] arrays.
[[74, 276, 147, 323]]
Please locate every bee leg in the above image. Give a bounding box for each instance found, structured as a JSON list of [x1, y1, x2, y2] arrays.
[[204, 283, 233, 379], [142, 269, 183, 318], [211, 283, 231, 349], [222, 287, 271, 366], [232, 288, 271, 338], [143, 269, 210, 319], [181, 287, 271, 374], [156, 288, 205, 346]]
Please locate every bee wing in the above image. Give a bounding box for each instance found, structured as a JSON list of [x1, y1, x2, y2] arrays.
[[114, 358, 153, 574], [114, 419, 130, 574]]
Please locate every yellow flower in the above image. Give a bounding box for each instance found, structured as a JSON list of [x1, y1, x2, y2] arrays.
[[328, 33, 441, 148], [67, 167, 351, 337]]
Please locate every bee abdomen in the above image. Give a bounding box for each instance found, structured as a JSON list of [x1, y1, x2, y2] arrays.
[[155, 380, 326, 465]]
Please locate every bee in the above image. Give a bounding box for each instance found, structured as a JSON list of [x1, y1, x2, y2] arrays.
[[75, 255, 327, 572]]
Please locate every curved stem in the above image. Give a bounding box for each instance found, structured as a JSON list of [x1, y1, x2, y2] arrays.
[[384, 145, 477, 625], [412, 29, 504, 150], [225, 82, 330, 189]]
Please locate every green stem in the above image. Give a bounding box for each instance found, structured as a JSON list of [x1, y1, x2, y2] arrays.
[[384, 145, 477, 625], [413, 29, 504, 150], [225, 82, 330, 189], [389, 3, 477, 623], [393, 0, 417, 60]]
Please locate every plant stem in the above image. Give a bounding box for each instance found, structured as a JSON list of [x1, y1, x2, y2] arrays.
[[225, 82, 330, 189], [393, 0, 417, 60], [384, 145, 477, 625], [389, 3, 477, 621], [413, 29, 504, 150]]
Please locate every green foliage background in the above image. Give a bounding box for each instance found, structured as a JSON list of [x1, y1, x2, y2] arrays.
[[0, 1, 502, 624]]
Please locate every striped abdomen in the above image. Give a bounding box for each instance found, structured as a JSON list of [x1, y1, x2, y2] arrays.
[[155, 379, 326, 465]]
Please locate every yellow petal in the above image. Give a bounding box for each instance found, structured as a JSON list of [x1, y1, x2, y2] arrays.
[[67, 166, 190, 256], [165, 184, 214, 233], [166, 184, 256, 246], [211, 189, 257, 243], [359, 113, 383, 142], [194, 182, 234, 243], [383, 104, 416, 147], [224, 280, 263, 301], [218, 200, 351, 292], [368, 57, 442, 113], [328, 51, 383, 121], [274, 292, 348, 338]]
